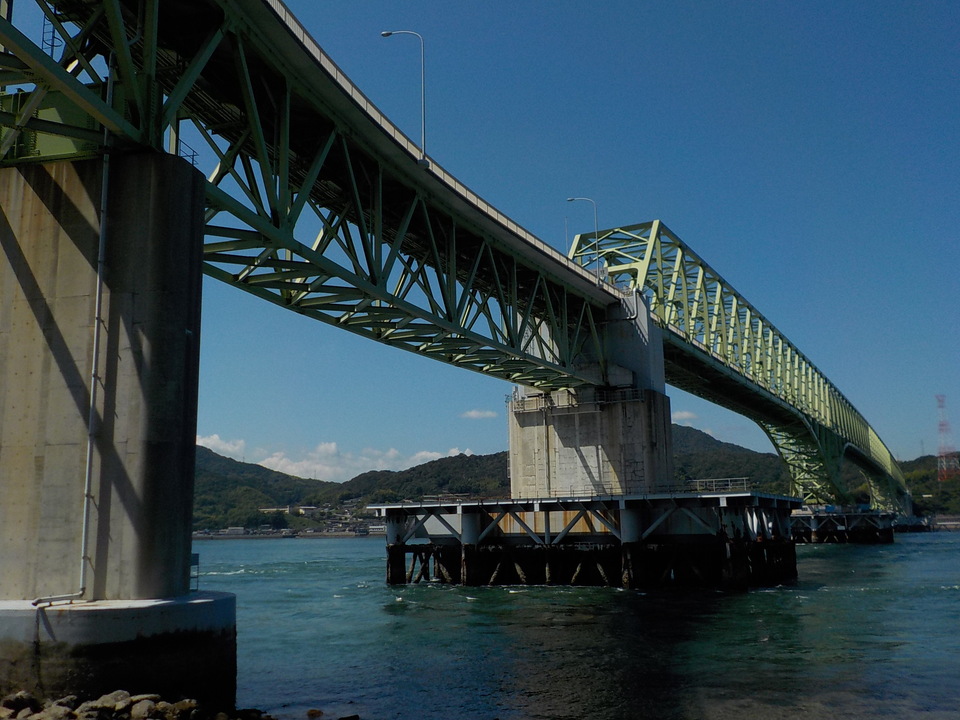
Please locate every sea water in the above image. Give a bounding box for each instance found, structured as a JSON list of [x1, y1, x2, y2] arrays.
[[194, 533, 960, 720]]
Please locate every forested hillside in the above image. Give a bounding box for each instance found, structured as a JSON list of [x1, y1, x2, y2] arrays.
[[671, 425, 791, 494], [193, 446, 338, 529], [193, 448, 509, 529], [899, 455, 959, 516], [304, 451, 509, 506], [193, 427, 956, 529], [195, 426, 780, 529]]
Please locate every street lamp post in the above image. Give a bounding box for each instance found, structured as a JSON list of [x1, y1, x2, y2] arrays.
[[567, 197, 601, 284], [380, 30, 428, 168]]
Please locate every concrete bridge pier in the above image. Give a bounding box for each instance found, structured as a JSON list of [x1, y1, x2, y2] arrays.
[[508, 292, 675, 498], [508, 386, 675, 497], [0, 155, 235, 704], [489, 292, 800, 589]]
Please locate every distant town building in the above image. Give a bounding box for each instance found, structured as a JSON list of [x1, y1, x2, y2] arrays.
[[258, 505, 322, 517]]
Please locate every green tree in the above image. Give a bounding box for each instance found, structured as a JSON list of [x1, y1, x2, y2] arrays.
[[265, 511, 289, 529]]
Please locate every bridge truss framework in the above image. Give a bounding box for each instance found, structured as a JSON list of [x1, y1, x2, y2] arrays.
[[0, 0, 615, 391], [570, 221, 911, 513], [0, 0, 912, 514]]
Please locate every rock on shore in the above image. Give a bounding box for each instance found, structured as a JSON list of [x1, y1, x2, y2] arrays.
[[0, 690, 264, 720], [0, 691, 360, 720]]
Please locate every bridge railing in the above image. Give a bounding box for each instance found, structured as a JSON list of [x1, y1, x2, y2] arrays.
[[687, 477, 752, 493]]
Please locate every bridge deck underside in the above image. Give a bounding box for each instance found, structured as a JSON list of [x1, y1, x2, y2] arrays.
[[663, 336, 889, 504], [663, 336, 796, 429], [5, 0, 614, 389]]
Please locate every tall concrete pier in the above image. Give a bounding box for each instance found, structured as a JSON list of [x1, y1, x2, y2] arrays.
[[0, 154, 235, 703], [509, 293, 674, 498]]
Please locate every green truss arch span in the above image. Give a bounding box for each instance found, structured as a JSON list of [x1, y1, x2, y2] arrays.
[[569, 220, 912, 514]]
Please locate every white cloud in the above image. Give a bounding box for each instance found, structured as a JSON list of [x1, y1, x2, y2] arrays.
[[199, 429, 478, 483], [406, 448, 473, 465], [197, 434, 246, 458], [256, 443, 472, 483], [460, 409, 497, 420], [672, 410, 698, 424]]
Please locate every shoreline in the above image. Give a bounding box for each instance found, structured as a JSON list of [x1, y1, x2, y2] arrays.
[[2, 690, 361, 720], [0, 690, 275, 720]]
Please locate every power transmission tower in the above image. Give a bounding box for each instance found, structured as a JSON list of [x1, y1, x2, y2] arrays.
[[936, 395, 960, 484]]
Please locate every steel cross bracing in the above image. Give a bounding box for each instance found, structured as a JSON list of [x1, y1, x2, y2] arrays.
[[1, 1, 911, 513], [0, 0, 613, 390], [383, 495, 793, 548], [570, 221, 911, 513]]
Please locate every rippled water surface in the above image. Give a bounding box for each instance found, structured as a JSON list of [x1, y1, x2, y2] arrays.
[[194, 533, 960, 720]]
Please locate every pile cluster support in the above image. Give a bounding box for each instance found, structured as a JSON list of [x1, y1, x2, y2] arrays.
[[374, 491, 801, 591]]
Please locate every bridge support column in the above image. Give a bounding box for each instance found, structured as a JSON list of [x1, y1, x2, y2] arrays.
[[508, 388, 674, 497], [508, 291, 673, 498], [0, 155, 235, 704], [619, 507, 643, 588]]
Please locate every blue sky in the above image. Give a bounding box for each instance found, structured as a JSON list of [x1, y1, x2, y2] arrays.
[[191, 0, 959, 481]]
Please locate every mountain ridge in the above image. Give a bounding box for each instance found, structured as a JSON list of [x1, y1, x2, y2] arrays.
[[194, 425, 783, 528], [194, 425, 954, 528]]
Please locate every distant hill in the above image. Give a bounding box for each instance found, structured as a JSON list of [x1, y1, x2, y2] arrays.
[[671, 425, 791, 493], [193, 425, 787, 529], [194, 426, 957, 529], [193, 446, 338, 529], [671, 425, 757, 455], [898, 455, 959, 516], [193, 446, 509, 529], [310, 451, 509, 506]]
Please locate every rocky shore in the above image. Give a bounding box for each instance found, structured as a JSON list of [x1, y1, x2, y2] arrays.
[[0, 691, 360, 720]]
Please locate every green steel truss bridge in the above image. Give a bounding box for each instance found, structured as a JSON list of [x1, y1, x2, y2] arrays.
[[0, 0, 911, 514], [571, 223, 911, 513]]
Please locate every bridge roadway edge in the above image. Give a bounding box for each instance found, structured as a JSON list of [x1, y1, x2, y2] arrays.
[[0, 154, 236, 704]]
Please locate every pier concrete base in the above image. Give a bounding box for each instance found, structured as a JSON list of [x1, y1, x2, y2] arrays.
[[0, 592, 236, 705]]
